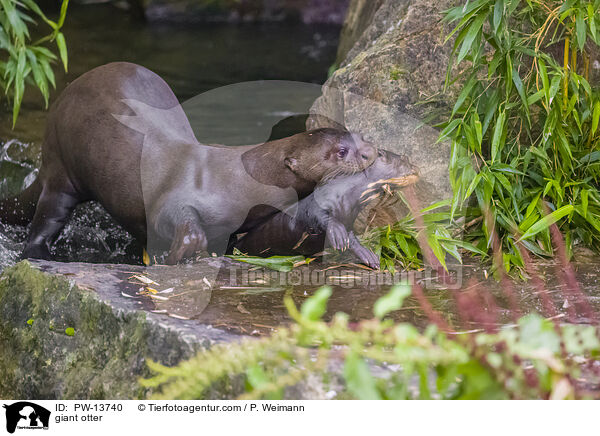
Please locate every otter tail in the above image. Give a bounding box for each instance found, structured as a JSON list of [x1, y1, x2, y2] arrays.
[[0, 177, 42, 225]]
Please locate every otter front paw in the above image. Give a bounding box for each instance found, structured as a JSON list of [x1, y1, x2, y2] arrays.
[[352, 244, 380, 269], [349, 232, 380, 269], [326, 220, 350, 251]]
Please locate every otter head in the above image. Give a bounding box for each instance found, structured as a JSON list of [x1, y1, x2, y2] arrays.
[[364, 149, 419, 189], [284, 128, 377, 183]]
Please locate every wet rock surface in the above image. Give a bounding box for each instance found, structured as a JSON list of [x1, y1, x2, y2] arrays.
[[0, 261, 236, 399], [1, 256, 600, 399]]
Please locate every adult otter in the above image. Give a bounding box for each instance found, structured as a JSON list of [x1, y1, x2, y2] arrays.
[[230, 149, 419, 268], [0, 62, 376, 264]]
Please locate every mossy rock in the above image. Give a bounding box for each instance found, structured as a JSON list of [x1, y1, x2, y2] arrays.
[[0, 261, 232, 399]]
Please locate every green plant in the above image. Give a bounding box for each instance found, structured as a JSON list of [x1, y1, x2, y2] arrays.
[[226, 253, 313, 272], [0, 0, 69, 126], [142, 284, 600, 400], [440, 0, 600, 272], [361, 198, 486, 272]]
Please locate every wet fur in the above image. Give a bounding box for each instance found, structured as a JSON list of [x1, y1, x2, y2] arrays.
[[0, 62, 377, 263], [230, 150, 418, 268]]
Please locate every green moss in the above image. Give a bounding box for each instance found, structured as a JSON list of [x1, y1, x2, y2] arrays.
[[389, 67, 407, 81], [0, 262, 178, 399]]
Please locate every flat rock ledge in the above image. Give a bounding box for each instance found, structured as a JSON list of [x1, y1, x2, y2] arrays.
[[0, 260, 240, 399]]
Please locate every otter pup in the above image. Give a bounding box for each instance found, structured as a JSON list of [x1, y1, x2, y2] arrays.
[[0, 62, 376, 264], [230, 149, 419, 268]]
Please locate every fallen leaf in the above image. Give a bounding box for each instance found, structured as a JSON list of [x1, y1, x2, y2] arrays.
[[237, 303, 251, 314], [129, 275, 159, 285]]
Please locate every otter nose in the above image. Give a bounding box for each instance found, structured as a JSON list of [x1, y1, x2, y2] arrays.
[[360, 146, 376, 162]]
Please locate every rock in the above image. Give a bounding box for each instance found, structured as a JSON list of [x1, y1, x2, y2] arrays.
[[139, 0, 350, 24], [308, 0, 462, 212], [0, 258, 420, 399], [0, 260, 237, 399]]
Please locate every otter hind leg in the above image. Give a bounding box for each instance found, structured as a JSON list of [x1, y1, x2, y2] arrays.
[[21, 186, 81, 260]]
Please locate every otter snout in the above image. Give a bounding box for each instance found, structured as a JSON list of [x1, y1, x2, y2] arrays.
[[366, 149, 420, 187]]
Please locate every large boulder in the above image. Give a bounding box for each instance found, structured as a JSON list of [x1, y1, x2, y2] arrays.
[[0, 260, 235, 399], [309, 0, 461, 213]]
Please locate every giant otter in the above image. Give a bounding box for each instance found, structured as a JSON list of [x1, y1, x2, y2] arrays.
[[0, 62, 377, 264], [230, 149, 419, 268]]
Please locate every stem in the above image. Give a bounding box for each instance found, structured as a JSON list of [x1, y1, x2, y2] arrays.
[[584, 53, 594, 149], [563, 36, 570, 111]]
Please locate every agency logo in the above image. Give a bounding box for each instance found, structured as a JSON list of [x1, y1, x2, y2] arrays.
[[2, 402, 50, 434]]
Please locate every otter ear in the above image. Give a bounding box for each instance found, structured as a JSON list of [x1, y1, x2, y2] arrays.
[[284, 157, 298, 172]]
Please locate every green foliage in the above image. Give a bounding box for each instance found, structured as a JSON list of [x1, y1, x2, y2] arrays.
[[0, 0, 69, 126], [362, 199, 486, 272], [441, 0, 600, 271], [373, 282, 411, 319], [226, 253, 312, 272], [142, 286, 600, 400]]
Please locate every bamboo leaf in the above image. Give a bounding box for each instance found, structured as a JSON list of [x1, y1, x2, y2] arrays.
[[589, 4, 598, 43], [56, 32, 68, 72], [457, 10, 488, 64], [580, 150, 600, 164], [20, 0, 57, 29], [452, 75, 477, 115], [538, 58, 550, 105], [491, 110, 506, 164], [592, 100, 600, 135], [26, 50, 48, 107], [427, 232, 448, 270], [518, 205, 574, 241], [437, 119, 462, 142], [512, 67, 529, 122], [493, 0, 503, 32], [525, 192, 542, 218], [576, 10, 587, 51]]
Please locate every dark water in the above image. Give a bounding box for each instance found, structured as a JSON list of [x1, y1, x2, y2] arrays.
[[0, 4, 341, 270]]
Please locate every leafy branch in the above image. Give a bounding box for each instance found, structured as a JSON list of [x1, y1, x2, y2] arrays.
[[440, 0, 600, 272], [143, 284, 600, 400], [0, 0, 69, 126]]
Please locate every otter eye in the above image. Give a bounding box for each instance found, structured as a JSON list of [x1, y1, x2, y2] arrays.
[[337, 147, 348, 158]]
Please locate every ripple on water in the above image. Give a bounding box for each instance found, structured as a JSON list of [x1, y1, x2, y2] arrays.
[[0, 222, 26, 273]]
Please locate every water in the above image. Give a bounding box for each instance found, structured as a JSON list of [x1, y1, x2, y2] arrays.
[[0, 3, 341, 270]]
